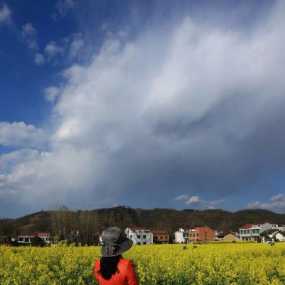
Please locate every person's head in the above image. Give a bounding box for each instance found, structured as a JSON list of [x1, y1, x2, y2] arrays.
[[99, 227, 133, 280]]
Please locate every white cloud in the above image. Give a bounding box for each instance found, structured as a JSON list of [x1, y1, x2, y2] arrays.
[[26, 31, 85, 65], [44, 86, 61, 102], [248, 194, 285, 213], [186, 196, 200, 205], [0, 146, 99, 210], [175, 194, 189, 201], [0, 122, 47, 148], [1, 1, 285, 214], [0, 3, 11, 24], [34, 53, 45, 65], [175, 194, 224, 209], [69, 33, 84, 59], [45, 41, 64, 59]]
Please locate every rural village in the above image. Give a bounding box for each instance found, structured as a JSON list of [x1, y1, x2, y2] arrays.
[[1, 222, 285, 246]]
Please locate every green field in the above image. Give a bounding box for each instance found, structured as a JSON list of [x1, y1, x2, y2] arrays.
[[0, 243, 285, 285]]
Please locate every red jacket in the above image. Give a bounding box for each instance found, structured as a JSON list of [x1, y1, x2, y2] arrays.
[[93, 258, 139, 285]]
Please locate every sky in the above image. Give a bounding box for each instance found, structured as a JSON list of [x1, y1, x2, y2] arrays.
[[0, 0, 285, 217]]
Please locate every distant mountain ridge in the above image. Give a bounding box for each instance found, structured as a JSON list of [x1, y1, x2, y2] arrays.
[[0, 207, 284, 239]]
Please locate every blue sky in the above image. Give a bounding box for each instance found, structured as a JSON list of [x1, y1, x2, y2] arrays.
[[0, 0, 285, 217]]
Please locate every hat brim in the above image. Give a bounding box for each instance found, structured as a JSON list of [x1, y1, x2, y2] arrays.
[[101, 238, 133, 257]]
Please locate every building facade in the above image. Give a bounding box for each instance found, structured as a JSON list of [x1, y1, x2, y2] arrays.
[[17, 235, 34, 245], [35, 232, 51, 244], [188, 229, 199, 242], [152, 230, 169, 244], [239, 223, 279, 241], [188, 227, 215, 242], [125, 228, 153, 245], [17, 232, 51, 245], [174, 228, 188, 243]]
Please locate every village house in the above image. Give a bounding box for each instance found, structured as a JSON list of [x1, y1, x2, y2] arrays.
[[239, 224, 262, 241], [188, 229, 199, 242], [17, 232, 51, 245], [260, 229, 285, 242], [35, 232, 51, 244], [215, 230, 225, 240], [17, 234, 34, 245], [239, 223, 279, 241], [152, 230, 169, 244], [274, 231, 285, 242], [174, 228, 188, 243], [188, 227, 215, 242], [125, 227, 153, 245]]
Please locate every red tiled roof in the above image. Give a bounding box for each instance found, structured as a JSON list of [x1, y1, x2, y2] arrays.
[[240, 224, 254, 229]]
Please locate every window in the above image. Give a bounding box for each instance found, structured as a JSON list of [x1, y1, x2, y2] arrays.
[[143, 235, 146, 239]]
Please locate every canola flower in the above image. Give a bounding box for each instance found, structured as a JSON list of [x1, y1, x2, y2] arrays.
[[0, 243, 285, 285]]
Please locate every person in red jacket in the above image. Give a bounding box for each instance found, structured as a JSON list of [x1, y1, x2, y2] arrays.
[[93, 226, 139, 285]]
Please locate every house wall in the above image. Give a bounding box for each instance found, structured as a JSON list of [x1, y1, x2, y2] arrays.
[[197, 227, 215, 241], [153, 231, 169, 243], [196, 227, 215, 241], [239, 227, 261, 241], [174, 231, 185, 243], [239, 224, 280, 241], [17, 235, 33, 244], [125, 228, 153, 245], [188, 230, 198, 242]]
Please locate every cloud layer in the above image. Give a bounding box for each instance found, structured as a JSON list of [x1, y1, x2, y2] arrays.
[[248, 194, 285, 213], [0, 122, 47, 148], [175, 194, 224, 209], [1, 1, 285, 215], [0, 3, 11, 24]]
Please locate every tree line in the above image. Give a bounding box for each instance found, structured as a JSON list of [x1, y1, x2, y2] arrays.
[[0, 206, 284, 245]]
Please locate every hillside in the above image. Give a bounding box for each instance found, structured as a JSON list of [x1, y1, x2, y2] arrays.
[[0, 207, 284, 242]]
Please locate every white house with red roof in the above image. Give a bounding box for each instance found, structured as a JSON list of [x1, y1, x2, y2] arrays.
[[17, 232, 51, 245], [34, 232, 51, 244], [239, 223, 279, 241]]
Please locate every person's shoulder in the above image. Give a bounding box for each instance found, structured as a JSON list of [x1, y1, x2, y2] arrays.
[[119, 258, 133, 268]]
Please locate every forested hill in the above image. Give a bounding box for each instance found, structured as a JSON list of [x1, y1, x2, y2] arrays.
[[0, 207, 284, 238]]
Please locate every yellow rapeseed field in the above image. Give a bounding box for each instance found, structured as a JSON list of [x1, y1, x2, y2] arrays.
[[0, 243, 285, 285]]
